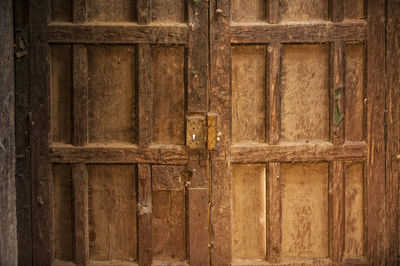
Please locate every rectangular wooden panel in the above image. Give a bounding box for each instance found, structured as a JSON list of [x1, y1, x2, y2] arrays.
[[88, 165, 137, 262], [344, 0, 364, 19], [87, 0, 136, 22], [232, 164, 266, 260], [152, 0, 185, 23], [51, 45, 72, 144], [51, 0, 72, 21], [345, 43, 364, 141], [280, 0, 328, 21], [87, 45, 135, 144], [232, 46, 266, 144], [282, 163, 329, 258], [152, 190, 186, 261], [344, 162, 364, 257], [152, 46, 185, 145], [53, 164, 73, 262], [232, 0, 265, 22], [281, 45, 329, 142]]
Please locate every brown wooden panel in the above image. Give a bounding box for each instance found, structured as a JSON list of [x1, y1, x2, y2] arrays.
[[345, 43, 364, 141], [53, 164, 74, 262], [152, 190, 186, 261], [344, 0, 364, 20], [152, 46, 185, 145], [152, 165, 186, 191], [87, 0, 136, 22], [280, 0, 328, 21], [232, 164, 266, 260], [344, 162, 364, 257], [232, 0, 265, 22], [281, 163, 329, 258], [51, 0, 72, 21], [87, 45, 135, 144], [88, 165, 137, 261], [281, 44, 329, 142], [51, 45, 72, 144], [232, 45, 266, 144], [152, 0, 185, 23]]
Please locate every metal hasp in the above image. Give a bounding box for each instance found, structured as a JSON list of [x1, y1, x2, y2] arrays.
[[186, 113, 217, 149]]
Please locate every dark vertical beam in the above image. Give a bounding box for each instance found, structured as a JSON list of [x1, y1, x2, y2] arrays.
[[330, 0, 344, 22], [0, 0, 17, 264], [29, 0, 53, 264], [366, 0, 386, 264], [268, 0, 280, 24], [385, 0, 400, 264], [73, 0, 87, 23], [268, 42, 281, 145], [138, 163, 152, 265], [137, 0, 151, 25]]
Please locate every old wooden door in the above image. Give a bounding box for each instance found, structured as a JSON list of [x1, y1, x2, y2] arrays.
[[208, 0, 386, 265], [30, 0, 209, 265]]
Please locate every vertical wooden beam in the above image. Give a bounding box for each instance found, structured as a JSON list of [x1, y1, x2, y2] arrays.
[[73, 164, 88, 266], [210, 0, 232, 264], [138, 164, 152, 265], [73, 45, 88, 146], [266, 162, 281, 263], [268, 0, 280, 24], [385, 0, 400, 264], [366, 0, 386, 264], [29, 0, 53, 264], [330, 42, 345, 145], [330, 0, 344, 22], [268, 42, 281, 145], [137, 0, 151, 24], [0, 0, 17, 264], [330, 161, 345, 262], [73, 0, 87, 23]]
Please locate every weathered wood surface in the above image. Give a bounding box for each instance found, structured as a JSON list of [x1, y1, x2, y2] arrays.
[[138, 164, 152, 265], [268, 42, 281, 145], [0, 0, 17, 264]]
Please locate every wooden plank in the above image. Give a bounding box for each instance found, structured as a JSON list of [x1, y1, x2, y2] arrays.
[[386, 0, 400, 264], [49, 146, 188, 164], [230, 142, 367, 163], [14, 0, 33, 264], [366, 0, 385, 264], [268, 42, 281, 145], [48, 24, 189, 44], [0, 0, 17, 264], [138, 44, 152, 148], [268, 0, 279, 24], [232, 0, 266, 22], [280, 0, 328, 22], [73, 45, 88, 146], [152, 0, 185, 23], [188, 0, 208, 112], [86, 0, 135, 22], [29, 0, 53, 264], [73, 164, 89, 265], [137, 0, 151, 24], [231, 257, 369, 266], [188, 188, 209, 265], [210, 0, 232, 263], [138, 164, 152, 265], [230, 21, 367, 43], [73, 0, 87, 23], [329, 161, 345, 262], [330, 0, 344, 22], [266, 163, 281, 263], [330, 42, 345, 145]]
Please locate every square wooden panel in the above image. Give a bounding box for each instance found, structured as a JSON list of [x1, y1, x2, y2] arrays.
[[87, 45, 136, 144], [87, 0, 136, 22], [152, 0, 185, 23], [280, 0, 328, 22], [344, 0, 365, 20], [232, 0, 266, 22], [281, 163, 329, 258], [281, 44, 329, 142], [88, 165, 137, 262]]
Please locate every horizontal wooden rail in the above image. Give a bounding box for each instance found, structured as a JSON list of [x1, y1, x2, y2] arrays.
[[232, 257, 368, 266], [230, 21, 366, 43], [48, 23, 188, 44]]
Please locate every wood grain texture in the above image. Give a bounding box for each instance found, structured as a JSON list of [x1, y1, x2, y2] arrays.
[[138, 164, 152, 265], [151, 46, 185, 145], [330, 0, 344, 22], [232, 164, 266, 260], [268, 0, 280, 23], [366, 0, 385, 264], [330, 42, 344, 145], [51, 45, 72, 144], [137, 0, 151, 24], [281, 44, 329, 142], [344, 0, 364, 20], [73, 0, 87, 23], [152, 0, 185, 23], [51, 0, 72, 21], [344, 162, 364, 258], [282, 163, 329, 258], [0, 0, 17, 264], [232, 0, 265, 22], [138, 44, 152, 148], [280, 0, 328, 22], [152, 165, 185, 191], [345, 43, 364, 141], [88, 165, 137, 262], [87, 0, 136, 22], [232, 45, 266, 144], [268, 43, 281, 145], [87, 45, 136, 144], [230, 22, 367, 43], [48, 23, 189, 44]]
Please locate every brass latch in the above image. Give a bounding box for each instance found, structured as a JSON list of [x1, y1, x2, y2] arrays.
[[186, 113, 217, 150]]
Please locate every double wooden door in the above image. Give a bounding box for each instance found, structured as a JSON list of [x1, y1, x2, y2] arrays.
[[29, 0, 386, 265]]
